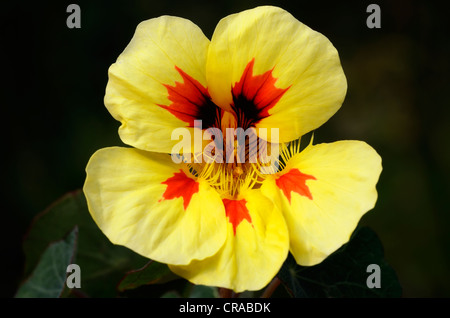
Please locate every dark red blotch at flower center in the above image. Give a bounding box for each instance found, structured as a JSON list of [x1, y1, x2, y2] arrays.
[[275, 168, 316, 203], [158, 67, 220, 129], [231, 58, 290, 129], [158, 59, 289, 129], [222, 198, 252, 235], [159, 170, 199, 210]]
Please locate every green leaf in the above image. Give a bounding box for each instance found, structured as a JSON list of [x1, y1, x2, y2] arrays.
[[277, 255, 308, 298], [16, 227, 78, 298], [159, 285, 218, 298], [161, 291, 182, 298], [22, 191, 86, 277], [117, 260, 179, 292], [21, 190, 148, 297], [278, 227, 402, 298], [189, 285, 219, 298]]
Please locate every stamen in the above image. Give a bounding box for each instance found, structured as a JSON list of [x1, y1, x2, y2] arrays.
[[194, 160, 261, 199], [233, 165, 244, 177]]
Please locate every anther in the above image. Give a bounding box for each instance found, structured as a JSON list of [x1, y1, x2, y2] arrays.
[[233, 165, 244, 177]]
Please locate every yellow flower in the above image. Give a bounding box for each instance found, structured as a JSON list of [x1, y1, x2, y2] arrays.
[[83, 6, 382, 293]]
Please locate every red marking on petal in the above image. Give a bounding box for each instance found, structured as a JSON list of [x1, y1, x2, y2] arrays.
[[232, 58, 289, 126], [160, 170, 199, 210], [222, 198, 252, 235], [158, 67, 219, 128], [275, 168, 316, 203]]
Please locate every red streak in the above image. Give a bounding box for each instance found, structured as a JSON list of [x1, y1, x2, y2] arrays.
[[275, 168, 316, 203], [232, 58, 289, 122], [158, 67, 212, 128], [222, 198, 252, 235], [160, 170, 199, 210]]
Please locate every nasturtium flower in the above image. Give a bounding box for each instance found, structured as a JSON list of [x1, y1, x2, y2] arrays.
[[84, 6, 382, 293]]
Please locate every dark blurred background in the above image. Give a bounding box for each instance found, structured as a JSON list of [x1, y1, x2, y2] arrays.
[[2, 0, 449, 297]]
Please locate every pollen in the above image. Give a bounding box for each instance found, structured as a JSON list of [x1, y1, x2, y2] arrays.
[[233, 165, 244, 177], [189, 159, 259, 199]]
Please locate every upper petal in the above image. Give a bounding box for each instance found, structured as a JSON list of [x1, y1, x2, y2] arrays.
[[169, 189, 289, 292], [83, 147, 227, 265], [261, 140, 382, 266], [105, 16, 213, 153], [206, 6, 347, 142]]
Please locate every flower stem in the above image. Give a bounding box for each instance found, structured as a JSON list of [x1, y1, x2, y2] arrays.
[[218, 288, 233, 298], [261, 277, 281, 298]]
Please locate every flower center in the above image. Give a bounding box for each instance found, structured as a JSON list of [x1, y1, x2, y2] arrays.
[[195, 160, 259, 199], [160, 58, 290, 198]]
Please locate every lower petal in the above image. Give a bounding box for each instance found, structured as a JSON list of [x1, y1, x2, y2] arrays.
[[261, 140, 382, 266], [169, 189, 289, 292], [83, 147, 227, 265]]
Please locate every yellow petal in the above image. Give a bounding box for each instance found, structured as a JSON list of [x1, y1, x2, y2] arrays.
[[170, 189, 289, 292], [83, 147, 227, 265], [261, 140, 382, 266], [105, 16, 213, 153], [206, 6, 346, 142]]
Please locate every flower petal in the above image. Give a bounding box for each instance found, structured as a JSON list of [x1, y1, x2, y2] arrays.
[[206, 6, 346, 142], [261, 140, 382, 266], [105, 16, 213, 153], [83, 147, 227, 265], [169, 189, 289, 292]]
